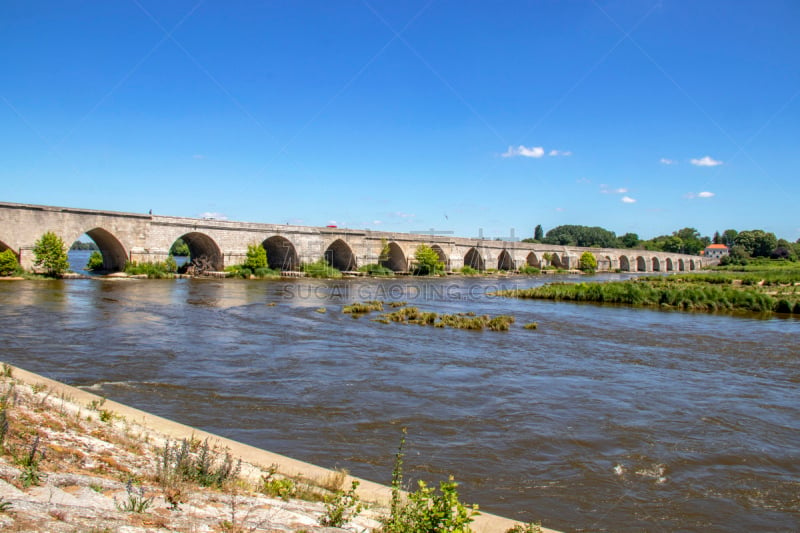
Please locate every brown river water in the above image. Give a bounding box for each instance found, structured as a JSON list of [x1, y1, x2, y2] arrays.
[[1, 257, 798, 532]]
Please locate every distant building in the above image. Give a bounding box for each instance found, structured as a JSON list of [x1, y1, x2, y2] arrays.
[[704, 243, 730, 259]]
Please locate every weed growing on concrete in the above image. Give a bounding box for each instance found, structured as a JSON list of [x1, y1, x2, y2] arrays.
[[157, 438, 241, 491], [17, 435, 46, 488], [1, 364, 12, 378], [506, 523, 543, 533], [319, 480, 363, 527], [382, 428, 479, 533], [259, 465, 296, 501], [115, 479, 154, 513]]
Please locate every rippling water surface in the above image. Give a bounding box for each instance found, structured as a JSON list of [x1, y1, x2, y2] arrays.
[[1, 272, 798, 532]]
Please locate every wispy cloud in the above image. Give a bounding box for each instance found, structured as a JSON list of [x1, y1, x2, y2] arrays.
[[685, 191, 715, 199], [659, 158, 676, 165], [192, 154, 206, 160], [621, 196, 637, 204], [548, 149, 572, 157], [600, 185, 629, 194], [501, 145, 544, 158], [200, 211, 228, 220], [691, 155, 723, 167], [393, 211, 416, 220], [576, 177, 591, 184], [555, 207, 565, 212]]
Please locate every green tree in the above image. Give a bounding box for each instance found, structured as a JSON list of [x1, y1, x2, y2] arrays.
[[414, 244, 444, 275], [33, 231, 70, 277], [620, 232, 640, 248], [735, 230, 777, 258], [86, 251, 104, 271], [712, 231, 721, 244], [0, 249, 20, 276], [534, 224, 544, 241], [169, 238, 190, 256], [578, 251, 597, 273], [543, 225, 618, 248], [721, 229, 738, 247], [243, 243, 268, 271]]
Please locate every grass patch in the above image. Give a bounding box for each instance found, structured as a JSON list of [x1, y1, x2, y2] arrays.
[[358, 264, 395, 276], [224, 265, 281, 279], [124, 259, 177, 279]]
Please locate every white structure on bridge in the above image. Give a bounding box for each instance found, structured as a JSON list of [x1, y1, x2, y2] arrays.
[[0, 202, 706, 273]]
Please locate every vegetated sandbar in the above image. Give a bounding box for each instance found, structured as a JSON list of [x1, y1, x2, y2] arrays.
[[0, 363, 557, 533], [496, 271, 800, 315]]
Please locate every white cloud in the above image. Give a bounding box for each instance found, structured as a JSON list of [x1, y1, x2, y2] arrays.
[[691, 155, 723, 167], [200, 212, 228, 220], [502, 145, 545, 158], [686, 191, 716, 199], [548, 149, 572, 157], [660, 158, 676, 165], [621, 196, 636, 204], [615, 187, 628, 194], [393, 211, 416, 220], [372, 220, 383, 225]]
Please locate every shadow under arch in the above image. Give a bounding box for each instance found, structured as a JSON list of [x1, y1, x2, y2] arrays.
[[325, 239, 357, 271], [550, 254, 564, 269], [526, 252, 540, 268], [666, 258, 674, 271], [262, 236, 299, 271], [497, 249, 514, 270], [380, 242, 407, 272], [678, 258, 686, 271], [464, 247, 485, 271], [0, 240, 15, 257], [83, 227, 128, 272], [652, 257, 661, 272], [179, 232, 224, 271], [619, 255, 631, 271], [636, 256, 647, 272]]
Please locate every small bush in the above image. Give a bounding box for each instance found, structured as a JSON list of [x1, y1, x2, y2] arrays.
[[319, 480, 362, 527], [0, 250, 20, 276], [359, 264, 395, 276], [124, 260, 176, 279], [460, 266, 480, 275], [86, 251, 104, 271], [33, 231, 70, 277], [302, 259, 343, 278], [518, 265, 541, 275]]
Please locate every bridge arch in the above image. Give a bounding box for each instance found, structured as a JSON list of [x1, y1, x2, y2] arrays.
[[497, 249, 514, 270], [262, 236, 299, 271], [678, 258, 686, 271], [69, 228, 128, 272], [179, 232, 224, 271], [526, 252, 541, 268], [666, 257, 674, 271], [464, 247, 485, 271], [325, 239, 357, 271], [619, 255, 631, 271], [652, 257, 661, 272], [550, 254, 564, 269], [380, 242, 407, 272], [636, 256, 647, 272], [689, 259, 697, 271], [430, 244, 449, 271]]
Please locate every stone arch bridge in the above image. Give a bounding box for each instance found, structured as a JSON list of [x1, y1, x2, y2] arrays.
[[0, 202, 706, 274]]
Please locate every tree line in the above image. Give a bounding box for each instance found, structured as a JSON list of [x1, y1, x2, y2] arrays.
[[523, 224, 800, 261]]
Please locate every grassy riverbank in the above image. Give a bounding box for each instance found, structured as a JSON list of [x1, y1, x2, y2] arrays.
[[496, 262, 800, 315]]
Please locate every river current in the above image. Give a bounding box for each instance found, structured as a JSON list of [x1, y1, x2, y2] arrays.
[[1, 255, 798, 531]]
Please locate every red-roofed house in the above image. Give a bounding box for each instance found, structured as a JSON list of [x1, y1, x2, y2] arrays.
[[704, 243, 730, 259]]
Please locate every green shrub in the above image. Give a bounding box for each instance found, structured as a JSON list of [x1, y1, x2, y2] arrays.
[[414, 244, 445, 275], [33, 231, 69, 277], [0, 249, 20, 276], [518, 265, 540, 275], [359, 264, 395, 276], [579, 251, 597, 273], [320, 480, 362, 527], [86, 251, 104, 271], [460, 266, 479, 275], [244, 243, 268, 270], [302, 259, 342, 278], [124, 260, 177, 279]]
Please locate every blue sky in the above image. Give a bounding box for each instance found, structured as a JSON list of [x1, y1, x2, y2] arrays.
[[3, 1, 799, 241]]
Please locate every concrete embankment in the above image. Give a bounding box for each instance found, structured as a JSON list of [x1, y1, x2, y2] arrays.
[[2, 364, 559, 533]]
